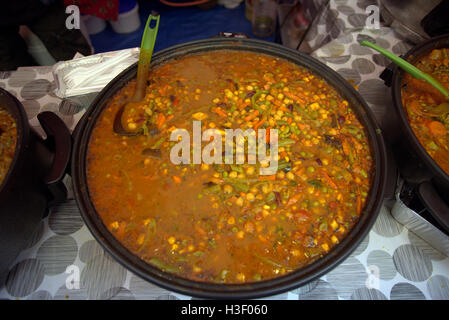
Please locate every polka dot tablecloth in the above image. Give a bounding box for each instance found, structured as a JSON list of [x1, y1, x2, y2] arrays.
[[1, 0, 449, 300]]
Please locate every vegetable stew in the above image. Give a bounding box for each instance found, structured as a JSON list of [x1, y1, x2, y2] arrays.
[[0, 108, 17, 185], [87, 51, 374, 283], [401, 48, 449, 175]]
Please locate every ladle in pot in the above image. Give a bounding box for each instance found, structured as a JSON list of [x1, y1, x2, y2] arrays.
[[113, 12, 160, 136]]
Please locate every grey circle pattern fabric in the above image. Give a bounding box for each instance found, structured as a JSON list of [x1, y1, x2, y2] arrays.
[[1, 0, 449, 300]]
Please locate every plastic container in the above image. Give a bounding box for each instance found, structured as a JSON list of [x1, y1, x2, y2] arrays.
[[82, 15, 107, 35], [110, 1, 141, 34], [252, 0, 277, 38]]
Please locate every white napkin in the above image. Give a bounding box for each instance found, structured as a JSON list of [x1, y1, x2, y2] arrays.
[[52, 47, 140, 98]]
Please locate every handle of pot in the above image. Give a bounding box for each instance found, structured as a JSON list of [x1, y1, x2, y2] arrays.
[[379, 62, 395, 87], [417, 181, 449, 232], [37, 112, 72, 207]]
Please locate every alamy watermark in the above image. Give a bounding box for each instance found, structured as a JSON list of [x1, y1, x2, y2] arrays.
[[65, 5, 80, 30], [65, 265, 80, 290], [365, 5, 380, 29], [169, 121, 279, 175]]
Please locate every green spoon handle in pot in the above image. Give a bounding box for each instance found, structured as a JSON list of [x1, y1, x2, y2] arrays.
[[360, 40, 449, 99], [133, 12, 160, 102]]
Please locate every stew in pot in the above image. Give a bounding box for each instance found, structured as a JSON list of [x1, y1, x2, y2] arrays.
[[402, 48, 449, 175], [0, 108, 17, 185], [87, 51, 373, 283]]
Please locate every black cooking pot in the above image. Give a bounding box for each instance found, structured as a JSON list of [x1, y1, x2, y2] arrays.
[[0, 88, 71, 286], [72, 38, 387, 299], [382, 34, 449, 234]]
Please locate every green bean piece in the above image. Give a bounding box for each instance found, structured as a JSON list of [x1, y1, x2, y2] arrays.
[[149, 258, 180, 274]]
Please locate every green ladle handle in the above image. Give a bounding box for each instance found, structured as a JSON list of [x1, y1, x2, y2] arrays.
[[360, 40, 449, 99], [133, 12, 160, 102]]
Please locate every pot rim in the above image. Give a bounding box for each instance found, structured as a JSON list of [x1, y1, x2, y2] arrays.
[[391, 34, 449, 187], [72, 38, 387, 299]]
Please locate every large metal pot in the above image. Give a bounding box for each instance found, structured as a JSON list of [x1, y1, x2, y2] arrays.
[[384, 34, 449, 234], [71, 38, 387, 298], [0, 88, 71, 286]]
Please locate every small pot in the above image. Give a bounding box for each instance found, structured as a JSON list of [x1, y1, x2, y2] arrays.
[[382, 34, 449, 234], [72, 38, 387, 298], [0, 88, 71, 286]]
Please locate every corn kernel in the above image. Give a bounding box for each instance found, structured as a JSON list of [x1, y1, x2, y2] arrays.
[[330, 220, 338, 230], [223, 184, 233, 194], [309, 102, 320, 110], [331, 235, 339, 244], [168, 236, 176, 244], [229, 171, 238, 178], [137, 234, 145, 245], [110, 221, 119, 230]]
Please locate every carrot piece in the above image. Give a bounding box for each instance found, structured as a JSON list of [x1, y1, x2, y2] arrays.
[[238, 101, 251, 110], [173, 176, 182, 184], [244, 110, 259, 121], [253, 118, 266, 131], [287, 194, 302, 206], [321, 171, 338, 189], [287, 117, 292, 124], [428, 121, 446, 137], [272, 99, 283, 108], [280, 106, 290, 113], [357, 196, 362, 213], [213, 108, 228, 118], [341, 139, 350, 155], [284, 91, 305, 103], [266, 128, 271, 143], [117, 221, 126, 237], [258, 175, 276, 181], [194, 225, 206, 236], [156, 113, 166, 130]]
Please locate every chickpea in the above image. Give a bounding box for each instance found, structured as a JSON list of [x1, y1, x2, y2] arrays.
[[223, 184, 233, 194]]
